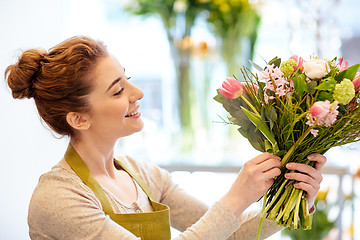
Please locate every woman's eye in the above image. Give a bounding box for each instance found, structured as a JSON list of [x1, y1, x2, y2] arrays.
[[114, 88, 124, 96], [126, 76, 131, 80]]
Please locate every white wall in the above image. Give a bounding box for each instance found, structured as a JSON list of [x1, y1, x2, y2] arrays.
[[0, 1, 69, 239]]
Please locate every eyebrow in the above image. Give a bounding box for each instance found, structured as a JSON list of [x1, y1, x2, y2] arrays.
[[106, 77, 122, 92]]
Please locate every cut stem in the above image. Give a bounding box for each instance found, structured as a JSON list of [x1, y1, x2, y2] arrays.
[[256, 191, 268, 240]]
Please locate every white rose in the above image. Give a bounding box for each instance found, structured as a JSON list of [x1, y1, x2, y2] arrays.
[[303, 59, 330, 79]]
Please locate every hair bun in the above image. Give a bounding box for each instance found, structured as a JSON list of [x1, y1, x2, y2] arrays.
[[5, 49, 47, 99]]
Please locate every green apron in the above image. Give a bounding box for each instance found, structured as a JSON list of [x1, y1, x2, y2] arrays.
[[64, 144, 171, 240]]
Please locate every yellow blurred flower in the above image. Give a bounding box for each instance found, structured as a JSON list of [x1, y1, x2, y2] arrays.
[[214, 0, 226, 6], [229, 0, 242, 7], [198, 41, 208, 53], [315, 187, 329, 202], [176, 36, 193, 50], [355, 167, 360, 178], [173, 0, 188, 12], [196, 0, 211, 3], [219, 3, 231, 12], [347, 224, 354, 237], [192, 41, 212, 58]]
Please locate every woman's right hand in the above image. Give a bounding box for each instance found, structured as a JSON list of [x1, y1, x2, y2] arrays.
[[220, 152, 281, 217]]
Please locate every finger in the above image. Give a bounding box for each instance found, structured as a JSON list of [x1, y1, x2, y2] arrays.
[[307, 153, 327, 171], [264, 178, 275, 190], [258, 157, 281, 172], [293, 182, 319, 201], [285, 171, 317, 186], [263, 167, 281, 180], [286, 162, 322, 182], [250, 152, 281, 165]]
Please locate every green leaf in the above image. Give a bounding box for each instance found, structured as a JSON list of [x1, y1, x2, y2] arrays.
[[238, 127, 265, 152], [262, 106, 277, 131], [315, 77, 336, 91], [268, 56, 281, 68], [213, 92, 223, 103], [335, 63, 360, 82], [241, 106, 279, 153], [317, 91, 334, 101], [275, 150, 287, 157], [249, 60, 263, 72], [265, 140, 273, 153], [308, 81, 318, 95], [292, 74, 308, 94], [214, 90, 267, 152]]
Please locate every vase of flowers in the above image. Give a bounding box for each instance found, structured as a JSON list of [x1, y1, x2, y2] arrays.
[[201, 0, 261, 75]]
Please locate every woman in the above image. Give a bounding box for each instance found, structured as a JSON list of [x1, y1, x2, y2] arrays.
[[5, 36, 326, 239]]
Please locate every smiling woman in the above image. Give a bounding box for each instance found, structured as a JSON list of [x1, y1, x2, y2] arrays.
[[4, 36, 326, 240], [73, 55, 145, 142]]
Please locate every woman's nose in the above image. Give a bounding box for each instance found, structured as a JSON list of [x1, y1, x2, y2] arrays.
[[129, 82, 144, 102]]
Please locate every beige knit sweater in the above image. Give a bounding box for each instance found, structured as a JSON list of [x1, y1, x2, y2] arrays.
[[28, 156, 283, 239]]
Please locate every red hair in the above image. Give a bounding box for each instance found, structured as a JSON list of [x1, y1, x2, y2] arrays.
[[5, 36, 108, 137]]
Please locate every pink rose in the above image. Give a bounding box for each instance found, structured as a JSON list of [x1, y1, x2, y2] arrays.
[[352, 72, 360, 91], [219, 77, 257, 99], [289, 55, 304, 72]]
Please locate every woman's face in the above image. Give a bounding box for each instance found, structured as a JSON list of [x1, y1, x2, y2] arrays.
[[84, 55, 144, 141]]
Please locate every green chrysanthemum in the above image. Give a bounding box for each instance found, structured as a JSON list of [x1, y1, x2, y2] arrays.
[[280, 59, 297, 77], [333, 78, 355, 105]]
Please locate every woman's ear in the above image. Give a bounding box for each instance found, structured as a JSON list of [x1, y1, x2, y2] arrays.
[[66, 112, 90, 130]]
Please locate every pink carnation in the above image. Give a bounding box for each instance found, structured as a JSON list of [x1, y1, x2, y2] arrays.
[[306, 100, 339, 136]]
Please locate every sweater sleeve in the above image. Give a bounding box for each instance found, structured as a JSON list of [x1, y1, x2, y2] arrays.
[[125, 157, 283, 240]]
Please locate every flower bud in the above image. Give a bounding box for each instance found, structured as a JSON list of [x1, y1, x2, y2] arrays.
[[289, 55, 304, 72], [352, 72, 360, 91], [219, 77, 244, 99]]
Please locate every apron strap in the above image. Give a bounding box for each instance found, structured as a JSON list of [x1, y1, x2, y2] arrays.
[[64, 144, 156, 211], [114, 158, 155, 202], [64, 144, 115, 214]]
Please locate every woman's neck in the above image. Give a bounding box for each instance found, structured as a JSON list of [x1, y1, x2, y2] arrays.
[[69, 137, 117, 179]]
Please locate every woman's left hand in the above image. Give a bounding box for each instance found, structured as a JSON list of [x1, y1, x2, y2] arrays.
[[284, 153, 327, 210]]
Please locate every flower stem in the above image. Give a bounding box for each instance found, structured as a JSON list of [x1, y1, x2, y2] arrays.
[[281, 127, 312, 167], [256, 191, 268, 240], [293, 189, 303, 229], [240, 94, 260, 116], [282, 187, 298, 221], [262, 180, 288, 219]]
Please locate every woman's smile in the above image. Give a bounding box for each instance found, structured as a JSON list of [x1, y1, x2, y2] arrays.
[[125, 108, 141, 118]]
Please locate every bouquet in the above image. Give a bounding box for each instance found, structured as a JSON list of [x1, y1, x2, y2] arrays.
[[214, 55, 360, 239]]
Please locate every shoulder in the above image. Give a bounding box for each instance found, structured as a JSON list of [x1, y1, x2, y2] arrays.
[[30, 163, 101, 206], [28, 165, 136, 239], [30, 164, 98, 199], [28, 164, 102, 228]]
